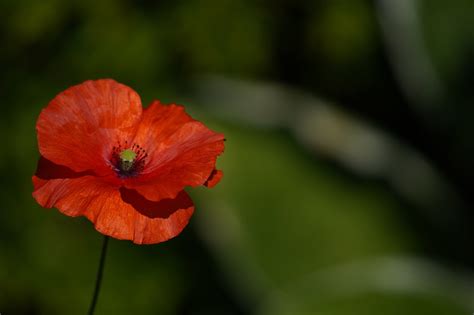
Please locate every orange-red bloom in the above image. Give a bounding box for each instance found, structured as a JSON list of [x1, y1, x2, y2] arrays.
[[32, 79, 225, 244]]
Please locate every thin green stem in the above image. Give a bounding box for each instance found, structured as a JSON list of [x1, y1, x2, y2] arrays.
[[88, 235, 109, 315]]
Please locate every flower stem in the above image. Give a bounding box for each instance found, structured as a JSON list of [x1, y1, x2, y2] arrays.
[[88, 235, 109, 315]]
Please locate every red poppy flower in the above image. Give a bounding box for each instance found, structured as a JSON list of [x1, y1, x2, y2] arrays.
[[32, 79, 225, 244]]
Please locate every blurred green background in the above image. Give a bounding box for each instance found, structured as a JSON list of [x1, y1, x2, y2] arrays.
[[1, 0, 474, 314]]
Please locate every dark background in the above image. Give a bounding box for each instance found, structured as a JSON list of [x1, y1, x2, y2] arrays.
[[1, 0, 474, 314]]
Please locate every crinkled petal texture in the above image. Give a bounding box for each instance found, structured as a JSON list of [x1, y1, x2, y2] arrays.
[[33, 79, 225, 244], [124, 101, 225, 201], [37, 79, 143, 175], [33, 158, 194, 244]]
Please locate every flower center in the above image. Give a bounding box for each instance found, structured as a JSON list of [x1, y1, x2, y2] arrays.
[[119, 149, 136, 172], [111, 142, 147, 178]]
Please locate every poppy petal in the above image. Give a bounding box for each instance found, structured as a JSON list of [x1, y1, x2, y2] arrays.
[[204, 169, 223, 188], [32, 175, 194, 244], [35, 156, 94, 180], [125, 101, 225, 201], [36, 79, 143, 175]]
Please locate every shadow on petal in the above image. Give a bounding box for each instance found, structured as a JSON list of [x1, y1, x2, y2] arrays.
[[35, 156, 95, 179], [119, 187, 193, 219]]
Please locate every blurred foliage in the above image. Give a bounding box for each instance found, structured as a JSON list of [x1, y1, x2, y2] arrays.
[[421, 0, 474, 82], [1, 0, 474, 314]]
